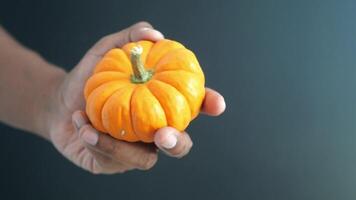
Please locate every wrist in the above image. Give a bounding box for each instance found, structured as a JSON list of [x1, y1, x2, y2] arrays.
[[34, 64, 67, 140]]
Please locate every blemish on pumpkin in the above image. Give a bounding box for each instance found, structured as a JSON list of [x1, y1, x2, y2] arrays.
[[120, 130, 126, 136]]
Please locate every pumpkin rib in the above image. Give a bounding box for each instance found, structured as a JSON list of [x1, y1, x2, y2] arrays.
[[148, 47, 185, 69], [124, 85, 140, 141], [85, 79, 130, 100], [130, 85, 167, 142], [128, 86, 142, 141], [145, 84, 169, 126], [153, 70, 205, 118], [147, 80, 192, 131], [146, 39, 185, 67], [101, 85, 139, 142], [142, 86, 168, 139], [100, 88, 123, 138], [149, 79, 192, 120], [84, 71, 130, 99], [153, 70, 202, 89], [87, 81, 130, 132], [154, 69, 197, 77], [98, 83, 130, 131], [152, 78, 194, 117], [94, 57, 132, 74], [97, 48, 132, 73], [154, 48, 201, 74]]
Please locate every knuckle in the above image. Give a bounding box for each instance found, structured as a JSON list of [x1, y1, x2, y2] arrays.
[[87, 37, 110, 56], [78, 124, 92, 137], [134, 21, 152, 28], [100, 34, 113, 43], [89, 160, 103, 175]]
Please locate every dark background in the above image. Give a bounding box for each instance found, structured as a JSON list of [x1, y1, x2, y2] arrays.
[[1, 0, 356, 199]]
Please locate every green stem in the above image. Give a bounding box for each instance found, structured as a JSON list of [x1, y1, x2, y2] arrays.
[[130, 45, 153, 83]]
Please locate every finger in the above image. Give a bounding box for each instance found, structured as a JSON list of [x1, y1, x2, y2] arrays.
[[72, 111, 134, 174], [79, 126, 158, 171], [89, 128, 158, 170], [86, 148, 134, 174], [71, 21, 164, 95], [72, 110, 90, 130], [201, 88, 226, 116], [154, 127, 193, 158], [88, 21, 164, 58], [72, 111, 158, 170]]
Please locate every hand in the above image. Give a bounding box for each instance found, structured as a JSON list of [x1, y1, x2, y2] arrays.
[[47, 22, 226, 174]]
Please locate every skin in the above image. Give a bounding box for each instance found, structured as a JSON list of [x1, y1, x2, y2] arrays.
[[0, 22, 226, 174]]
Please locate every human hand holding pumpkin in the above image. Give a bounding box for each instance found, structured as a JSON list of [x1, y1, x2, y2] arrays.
[[48, 22, 225, 174]]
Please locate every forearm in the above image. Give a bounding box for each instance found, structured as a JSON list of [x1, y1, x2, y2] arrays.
[[0, 27, 66, 139]]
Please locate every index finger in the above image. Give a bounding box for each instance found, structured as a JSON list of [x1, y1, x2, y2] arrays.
[[88, 21, 164, 57], [73, 111, 158, 170]]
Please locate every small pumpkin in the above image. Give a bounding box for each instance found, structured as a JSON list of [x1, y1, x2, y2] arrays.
[[84, 39, 205, 143]]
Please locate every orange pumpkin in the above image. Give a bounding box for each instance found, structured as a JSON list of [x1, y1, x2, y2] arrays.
[[84, 39, 205, 142]]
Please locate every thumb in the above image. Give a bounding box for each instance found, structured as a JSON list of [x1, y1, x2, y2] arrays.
[[62, 22, 164, 110], [73, 21, 164, 84]]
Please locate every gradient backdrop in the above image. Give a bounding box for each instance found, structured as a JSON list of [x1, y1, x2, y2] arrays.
[[1, 0, 356, 199]]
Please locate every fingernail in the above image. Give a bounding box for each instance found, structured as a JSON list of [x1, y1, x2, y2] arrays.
[[161, 132, 177, 149], [82, 130, 99, 146], [218, 95, 226, 113], [72, 112, 85, 130]]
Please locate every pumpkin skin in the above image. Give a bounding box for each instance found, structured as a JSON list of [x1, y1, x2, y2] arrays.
[[84, 39, 205, 143]]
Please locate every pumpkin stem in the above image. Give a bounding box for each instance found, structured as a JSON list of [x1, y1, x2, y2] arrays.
[[130, 45, 153, 83]]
